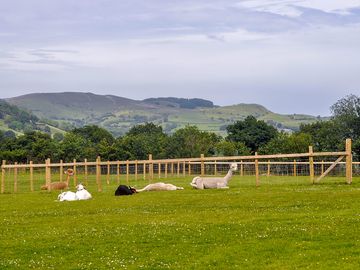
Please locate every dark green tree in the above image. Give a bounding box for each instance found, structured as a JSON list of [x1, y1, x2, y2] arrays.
[[72, 125, 114, 145], [259, 132, 312, 154], [119, 123, 168, 160], [13, 131, 60, 162], [330, 94, 360, 140], [215, 141, 251, 156], [60, 133, 89, 162], [166, 126, 220, 158], [299, 121, 343, 152], [53, 132, 64, 142], [226, 116, 278, 153]]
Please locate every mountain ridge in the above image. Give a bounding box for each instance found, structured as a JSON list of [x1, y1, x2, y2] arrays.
[[6, 92, 325, 136]]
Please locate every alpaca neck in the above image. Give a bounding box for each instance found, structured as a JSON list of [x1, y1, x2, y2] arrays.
[[66, 175, 70, 186], [223, 169, 234, 184]]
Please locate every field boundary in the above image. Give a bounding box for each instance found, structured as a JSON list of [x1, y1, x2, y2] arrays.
[[1, 139, 353, 193]]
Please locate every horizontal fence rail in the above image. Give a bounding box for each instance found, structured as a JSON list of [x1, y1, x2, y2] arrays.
[[0, 139, 354, 193]]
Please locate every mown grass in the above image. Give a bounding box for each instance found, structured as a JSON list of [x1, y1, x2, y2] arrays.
[[1, 175, 360, 269]]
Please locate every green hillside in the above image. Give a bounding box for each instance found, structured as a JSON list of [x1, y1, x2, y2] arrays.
[[7, 92, 326, 137], [0, 99, 65, 137]]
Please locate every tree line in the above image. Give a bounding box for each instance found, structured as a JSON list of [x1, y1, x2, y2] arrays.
[[0, 94, 358, 163]]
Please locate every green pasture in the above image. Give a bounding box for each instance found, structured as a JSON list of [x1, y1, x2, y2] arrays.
[[1, 174, 360, 269]]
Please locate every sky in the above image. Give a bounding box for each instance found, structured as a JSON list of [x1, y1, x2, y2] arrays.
[[1, 0, 360, 116]]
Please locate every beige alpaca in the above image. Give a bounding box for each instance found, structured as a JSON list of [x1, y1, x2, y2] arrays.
[[41, 169, 73, 190], [137, 182, 184, 192]]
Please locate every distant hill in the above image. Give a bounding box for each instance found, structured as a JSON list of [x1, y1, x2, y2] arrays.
[[143, 97, 215, 109], [7, 92, 326, 137], [0, 99, 64, 136]]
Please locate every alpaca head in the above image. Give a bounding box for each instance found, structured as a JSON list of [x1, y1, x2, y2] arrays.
[[230, 163, 238, 171], [76, 183, 85, 191], [65, 169, 74, 176]]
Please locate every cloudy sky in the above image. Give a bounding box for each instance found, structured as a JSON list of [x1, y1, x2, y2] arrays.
[[1, 0, 360, 115]]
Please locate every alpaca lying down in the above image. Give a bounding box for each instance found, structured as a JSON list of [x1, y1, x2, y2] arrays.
[[190, 163, 238, 189], [137, 182, 184, 192], [58, 191, 77, 202], [57, 183, 92, 201], [42, 181, 68, 191]]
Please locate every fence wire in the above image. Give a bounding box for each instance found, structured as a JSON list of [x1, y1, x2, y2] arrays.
[[1, 157, 356, 193]]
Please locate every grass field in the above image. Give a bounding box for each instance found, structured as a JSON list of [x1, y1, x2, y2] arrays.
[[1, 175, 360, 269]]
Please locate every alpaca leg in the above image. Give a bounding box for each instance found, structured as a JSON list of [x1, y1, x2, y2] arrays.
[[194, 179, 204, 189], [217, 182, 229, 189]]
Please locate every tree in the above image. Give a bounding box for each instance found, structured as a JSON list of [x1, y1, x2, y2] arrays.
[[259, 132, 312, 154], [166, 126, 221, 158], [4, 130, 16, 139], [60, 133, 89, 162], [72, 125, 114, 145], [330, 94, 360, 140], [53, 132, 64, 142], [14, 131, 60, 162], [215, 141, 250, 156], [299, 121, 343, 152], [226, 116, 278, 153], [119, 123, 168, 160]]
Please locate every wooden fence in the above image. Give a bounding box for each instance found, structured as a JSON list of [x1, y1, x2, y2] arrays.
[[0, 139, 354, 193]]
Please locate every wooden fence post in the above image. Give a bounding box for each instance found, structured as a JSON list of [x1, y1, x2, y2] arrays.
[[96, 156, 102, 192], [46, 158, 51, 191], [158, 163, 161, 179], [188, 162, 191, 176], [214, 160, 217, 176], [267, 160, 270, 177], [171, 162, 174, 177], [135, 160, 138, 180], [255, 153, 260, 187], [30, 161, 34, 192], [240, 160, 243, 176], [1, 160, 5, 194], [293, 160, 297, 177], [309, 146, 314, 184], [183, 161, 186, 177], [321, 160, 324, 175], [165, 162, 168, 178], [14, 162, 18, 193], [149, 154, 153, 181], [177, 161, 180, 178], [126, 160, 130, 184], [346, 139, 353, 184], [116, 161, 120, 184], [201, 154, 205, 176], [73, 159, 77, 187], [84, 159, 88, 186], [60, 160, 63, 183], [107, 161, 110, 185], [143, 162, 146, 180]]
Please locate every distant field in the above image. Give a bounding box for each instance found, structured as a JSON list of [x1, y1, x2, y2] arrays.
[[1, 174, 360, 269]]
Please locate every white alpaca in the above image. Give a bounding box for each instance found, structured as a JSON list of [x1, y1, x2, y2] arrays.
[[190, 163, 238, 189], [75, 184, 92, 200], [58, 191, 77, 202], [57, 183, 92, 202], [137, 182, 184, 192]]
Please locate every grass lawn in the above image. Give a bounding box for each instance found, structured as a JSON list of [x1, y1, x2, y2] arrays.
[[1, 175, 360, 269]]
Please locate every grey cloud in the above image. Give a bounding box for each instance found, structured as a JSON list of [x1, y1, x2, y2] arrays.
[[1, 0, 359, 45]]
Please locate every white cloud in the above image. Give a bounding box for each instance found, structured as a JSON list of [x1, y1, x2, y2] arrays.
[[296, 0, 360, 14], [236, 0, 360, 17]]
